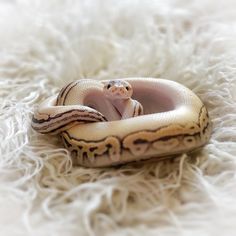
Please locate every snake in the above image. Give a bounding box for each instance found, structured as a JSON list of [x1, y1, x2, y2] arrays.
[[32, 78, 212, 167]]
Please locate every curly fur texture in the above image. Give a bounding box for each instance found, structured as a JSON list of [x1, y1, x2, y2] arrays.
[[0, 0, 236, 235]]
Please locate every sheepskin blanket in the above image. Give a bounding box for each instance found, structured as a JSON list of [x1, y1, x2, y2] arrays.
[[1, 1, 236, 235]]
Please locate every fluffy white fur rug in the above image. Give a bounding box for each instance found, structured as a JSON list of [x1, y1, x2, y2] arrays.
[[0, 0, 236, 235]]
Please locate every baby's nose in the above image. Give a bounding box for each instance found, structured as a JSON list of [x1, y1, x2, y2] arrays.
[[116, 86, 125, 93]]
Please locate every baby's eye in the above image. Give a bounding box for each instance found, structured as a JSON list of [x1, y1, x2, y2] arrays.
[[107, 84, 111, 89], [126, 86, 130, 90]]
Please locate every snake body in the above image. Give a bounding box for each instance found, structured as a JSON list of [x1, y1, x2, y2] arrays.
[[32, 78, 212, 167]]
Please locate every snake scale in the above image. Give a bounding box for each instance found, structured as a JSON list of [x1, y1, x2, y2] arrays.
[[32, 78, 212, 167]]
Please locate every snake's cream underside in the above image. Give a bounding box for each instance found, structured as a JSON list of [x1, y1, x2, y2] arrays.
[[32, 78, 212, 167]]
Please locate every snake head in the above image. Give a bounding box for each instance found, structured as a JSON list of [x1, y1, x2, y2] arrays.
[[103, 80, 133, 99]]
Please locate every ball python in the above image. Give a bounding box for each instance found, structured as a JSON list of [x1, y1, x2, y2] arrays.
[[32, 78, 212, 167]]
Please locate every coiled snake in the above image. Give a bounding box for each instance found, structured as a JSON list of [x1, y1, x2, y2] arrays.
[[32, 78, 212, 167]]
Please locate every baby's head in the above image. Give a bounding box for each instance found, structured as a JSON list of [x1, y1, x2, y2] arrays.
[[103, 80, 133, 99]]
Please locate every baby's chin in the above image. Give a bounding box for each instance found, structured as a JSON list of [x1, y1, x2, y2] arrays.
[[104, 92, 130, 99]]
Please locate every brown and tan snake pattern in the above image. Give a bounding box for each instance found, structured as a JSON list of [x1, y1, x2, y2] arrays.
[[32, 78, 212, 167]]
